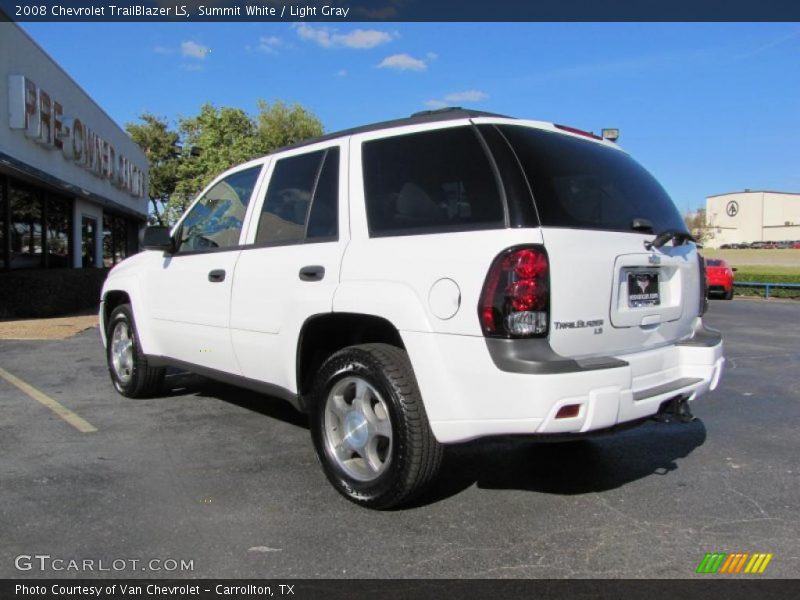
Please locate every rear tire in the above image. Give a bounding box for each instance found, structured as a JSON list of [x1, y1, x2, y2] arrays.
[[106, 304, 164, 398], [724, 288, 734, 300], [310, 343, 443, 509]]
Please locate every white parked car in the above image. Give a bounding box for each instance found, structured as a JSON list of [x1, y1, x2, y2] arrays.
[[101, 109, 724, 508]]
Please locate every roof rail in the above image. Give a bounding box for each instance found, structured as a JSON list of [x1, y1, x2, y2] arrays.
[[411, 107, 509, 119], [273, 108, 512, 154]]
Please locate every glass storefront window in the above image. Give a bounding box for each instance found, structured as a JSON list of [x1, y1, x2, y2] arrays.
[[1, 174, 139, 271], [46, 196, 71, 268], [103, 213, 131, 267], [103, 215, 113, 267], [0, 176, 6, 269], [10, 184, 43, 269], [2, 177, 73, 270]]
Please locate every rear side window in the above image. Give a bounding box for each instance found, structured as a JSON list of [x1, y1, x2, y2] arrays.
[[362, 126, 505, 236], [307, 149, 339, 240], [498, 125, 687, 234], [255, 148, 339, 245]]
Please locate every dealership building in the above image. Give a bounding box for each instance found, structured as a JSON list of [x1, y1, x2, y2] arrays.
[[0, 21, 148, 280], [705, 190, 800, 248]]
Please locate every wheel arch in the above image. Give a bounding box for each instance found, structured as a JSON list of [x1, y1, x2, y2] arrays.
[[296, 312, 405, 401], [102, 290, 131, 332], [100, 277, 157, 354]]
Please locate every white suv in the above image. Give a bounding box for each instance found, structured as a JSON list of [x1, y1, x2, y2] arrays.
[[100, 109, 724, 508]]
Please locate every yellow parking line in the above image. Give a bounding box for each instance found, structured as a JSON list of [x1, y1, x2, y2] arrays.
[[0, 366, 97, 433]]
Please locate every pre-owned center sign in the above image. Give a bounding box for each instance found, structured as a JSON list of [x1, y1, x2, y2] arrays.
[[8, 74, 145, 198]]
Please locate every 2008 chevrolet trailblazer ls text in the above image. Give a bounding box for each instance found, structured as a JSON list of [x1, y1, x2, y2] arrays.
[[100, 109, 724, 508]]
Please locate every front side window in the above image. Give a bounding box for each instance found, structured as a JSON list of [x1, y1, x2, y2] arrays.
[[178, 166, 261, 252], [362, 126, 505, 236], [255, 148, 339, 245]]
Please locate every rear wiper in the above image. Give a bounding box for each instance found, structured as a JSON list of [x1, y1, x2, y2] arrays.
[[645, 229, 699, 250]]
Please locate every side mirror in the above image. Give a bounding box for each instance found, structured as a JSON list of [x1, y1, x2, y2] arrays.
[[732, 267, 738, 272], [142, 226, 175, 253]]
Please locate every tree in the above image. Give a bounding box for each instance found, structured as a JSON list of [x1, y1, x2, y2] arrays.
[[127, 101, 324, 225], [255, 100, 324, 150], [172, 104, 259, 222], [684, 208, 714, 245], [171, 101, 324, 223], [125, 114, 180, 225]]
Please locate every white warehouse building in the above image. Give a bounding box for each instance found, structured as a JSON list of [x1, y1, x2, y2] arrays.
[[705, 191, 800, 248]]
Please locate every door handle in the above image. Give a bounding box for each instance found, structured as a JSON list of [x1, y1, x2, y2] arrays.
[[208, 269, 226, 283], [299, 265, 325, 282]]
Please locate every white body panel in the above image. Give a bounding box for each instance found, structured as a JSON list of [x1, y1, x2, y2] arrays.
[[230, 140, 350, 391], [404, 328, 723, 443], [143, 250, 241, 373], [542, 228, 701, 358], [101, 116, 724, 444]]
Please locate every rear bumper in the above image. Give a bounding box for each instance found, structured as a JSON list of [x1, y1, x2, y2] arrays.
[[708, 284, 733, 293], [405, 320, 724, 444], [707, 275, 733, 291]]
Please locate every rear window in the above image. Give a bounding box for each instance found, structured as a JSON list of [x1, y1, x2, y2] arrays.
[[362, 126, 505, 236], [706, 259, 723, 266], [498, 125, 687, 234]]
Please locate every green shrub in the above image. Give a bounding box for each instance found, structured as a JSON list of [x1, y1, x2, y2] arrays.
[[0, 268, 109, 318], [735, 271, 800, 284], [732, 270, 800, 299]]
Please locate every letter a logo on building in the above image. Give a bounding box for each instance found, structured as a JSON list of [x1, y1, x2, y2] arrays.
[[696, 552, 773, 574]]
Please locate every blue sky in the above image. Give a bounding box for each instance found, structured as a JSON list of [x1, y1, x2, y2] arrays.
[[20, 22, 800, 212]]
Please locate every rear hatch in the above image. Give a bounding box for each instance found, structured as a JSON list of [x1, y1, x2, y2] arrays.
[[496, 124, 701, 358]]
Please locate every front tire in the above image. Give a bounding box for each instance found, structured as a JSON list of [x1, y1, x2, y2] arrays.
[[106, 304, 164, 398], [310, 344, 443, 509]]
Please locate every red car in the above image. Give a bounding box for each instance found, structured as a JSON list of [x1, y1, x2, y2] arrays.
[[705, 258, 736, 300]]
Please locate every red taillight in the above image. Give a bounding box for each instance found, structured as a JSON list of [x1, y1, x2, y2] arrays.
[[479, 246, 549, 338]]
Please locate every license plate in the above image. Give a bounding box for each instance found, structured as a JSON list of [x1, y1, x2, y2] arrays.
[[627, 271, 660, 307]]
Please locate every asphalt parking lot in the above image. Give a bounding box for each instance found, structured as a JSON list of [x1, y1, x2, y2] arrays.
[[1, 299, 798, 579]]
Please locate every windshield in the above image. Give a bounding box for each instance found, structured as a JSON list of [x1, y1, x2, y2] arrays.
[[498, 125, 688, 234]]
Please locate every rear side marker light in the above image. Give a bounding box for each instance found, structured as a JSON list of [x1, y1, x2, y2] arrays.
[[479, 246, 549, 338], [556, 404, 581, 419]]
